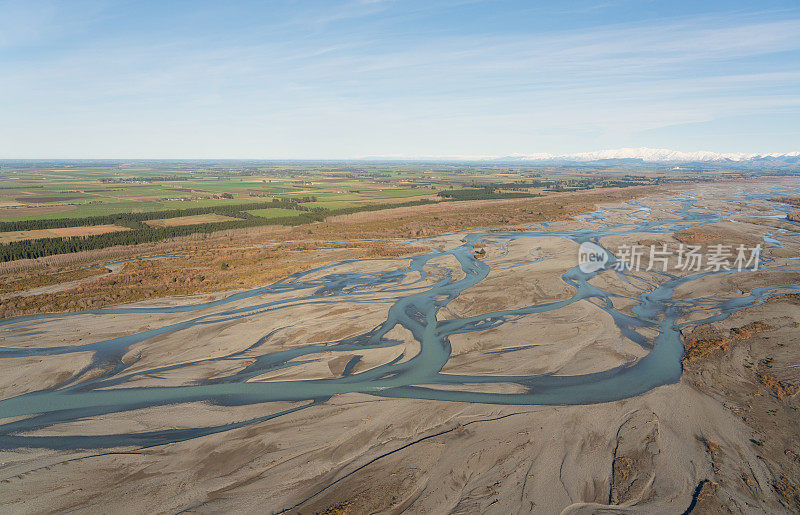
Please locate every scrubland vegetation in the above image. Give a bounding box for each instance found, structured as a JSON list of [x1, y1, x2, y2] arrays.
[[0, 186, 648, 317], [0, 161, 676, 261]]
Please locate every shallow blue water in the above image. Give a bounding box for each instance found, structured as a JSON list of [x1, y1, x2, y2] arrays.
[[0, 192, 798, 449]]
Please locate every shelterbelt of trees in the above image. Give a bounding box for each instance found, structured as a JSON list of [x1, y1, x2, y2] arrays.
[[0, 198, 319, 232], [0, 176, 670, 262], [437, 188, 539, 201], [0, 198, 437, 261]]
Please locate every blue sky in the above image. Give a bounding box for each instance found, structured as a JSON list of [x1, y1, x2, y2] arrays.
[[1, 0, 799, 158]]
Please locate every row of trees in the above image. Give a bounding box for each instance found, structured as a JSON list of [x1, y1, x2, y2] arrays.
[[437, 188, 537, 201], [0, 198, 309, 232], [451, 177, 662, 194], [0, 198, 439, 262], [546, 177, 658, 191], [463, 180, 549, 190], [0, 211, 326, 261]]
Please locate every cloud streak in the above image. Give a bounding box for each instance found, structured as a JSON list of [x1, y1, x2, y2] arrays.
[[0, 1, 798, 157]]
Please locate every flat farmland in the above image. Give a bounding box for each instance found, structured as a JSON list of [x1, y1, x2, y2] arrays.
[[0, 224, 130, 243], [0, 204, 74, 219], [144, 214, 243, 227], [0, 167, 446, 223], [0, 161, 668, 262], [246, 208, 302, 219], [302, 201, 360, 209]]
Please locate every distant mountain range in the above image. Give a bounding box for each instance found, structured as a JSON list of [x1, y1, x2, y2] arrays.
[[500, 147, 800, 165], [365, 147, 800, 169]]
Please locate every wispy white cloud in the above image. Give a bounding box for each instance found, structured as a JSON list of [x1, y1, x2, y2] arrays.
[[0, 2, 798, 157]]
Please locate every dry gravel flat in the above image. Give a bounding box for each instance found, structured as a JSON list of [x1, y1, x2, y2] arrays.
[[2, 179, 800, 513]]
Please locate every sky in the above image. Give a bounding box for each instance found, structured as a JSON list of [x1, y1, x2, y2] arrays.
[[1, 0, 799, 159]]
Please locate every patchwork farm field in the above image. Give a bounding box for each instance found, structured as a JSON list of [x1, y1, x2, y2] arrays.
[[145, 214, 242, 227], [0, 160, 672, 260], [0, 224, 130, 243], [0, 174, 437, 222], [246, 208, 303, 219]]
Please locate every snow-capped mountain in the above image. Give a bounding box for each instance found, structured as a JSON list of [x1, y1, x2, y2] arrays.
[[363, 148, 800, 167], [504, 147, 800, 163]]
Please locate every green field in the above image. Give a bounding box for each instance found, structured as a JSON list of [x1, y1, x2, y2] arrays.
[[246, 208, 304, 219], [0, 160, 674, 262], [0, 161, 666, 227], [0, 175, 437, 222], [301, 201, 360, 210]]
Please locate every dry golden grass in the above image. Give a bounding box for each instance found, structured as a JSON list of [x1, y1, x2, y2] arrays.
[[0, 265, 110, 295], [775, 475, 800, 511], [682, 321, 774, 362], [0, 204, 73, 218], [673, 229, 722, 245], [770, 196, 800, 208], [0, 241, 425, 317], [297, 187, 652, 241], [0, 224, 129, 243], [673, 225, 761, 250], [144, 214, 242, 227], [756, 373, 799, 401], [0, 186, 653, 318], [49, 225, 131, 237]]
